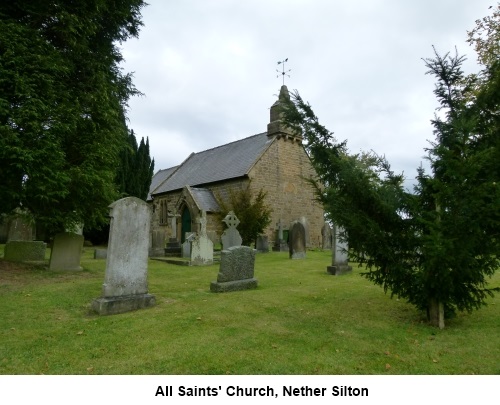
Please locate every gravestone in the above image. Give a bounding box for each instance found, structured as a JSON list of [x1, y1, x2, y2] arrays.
[[298, 216, 310, 246], [322, 222, 332, 250], [327, 225, 352, 275], [256, 235, 269, 253], [92, 197, 155, 315], [49, 232, 84, 271], [210, 246, 258, 292], [4, 241, 46, 262], [7, 210, 33, 242], [190, 211, 213, 266], [289, 220, 306, 259], [221, 211, 242, 250], [4, 210, 45, 262], [182, 232, 195, 258], [272, 219, 289, 252]]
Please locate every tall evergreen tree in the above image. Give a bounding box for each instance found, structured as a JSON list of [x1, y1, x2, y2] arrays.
[[116, 129, 155, 200], [281, 8, 500, 328], [0, 0, 146, 234]]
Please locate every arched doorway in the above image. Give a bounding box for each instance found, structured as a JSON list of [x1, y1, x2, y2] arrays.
[[181, 206, 191, 243]]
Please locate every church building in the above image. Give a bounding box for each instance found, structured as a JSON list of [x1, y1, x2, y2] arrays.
[[147, 85, 325, 255]]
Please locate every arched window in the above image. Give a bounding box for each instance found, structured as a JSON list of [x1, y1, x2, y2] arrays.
[[162, 201, 168, 225], [159, 200, 167, 225]]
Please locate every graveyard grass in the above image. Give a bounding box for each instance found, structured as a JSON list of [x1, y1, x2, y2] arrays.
[[0, 246, 499, 375]]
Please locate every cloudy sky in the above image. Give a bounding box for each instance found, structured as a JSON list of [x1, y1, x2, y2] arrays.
[[120, 0, 493, 190]]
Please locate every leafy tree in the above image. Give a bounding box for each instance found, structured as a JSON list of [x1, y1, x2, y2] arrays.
[[216, 183, 272, 246], [281, 8, 500, 327], [0, 0, 146, 234], [116, 129, 155, 200]]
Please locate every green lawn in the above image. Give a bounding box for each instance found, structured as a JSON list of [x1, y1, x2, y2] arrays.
[[0, 246, 498, 375]]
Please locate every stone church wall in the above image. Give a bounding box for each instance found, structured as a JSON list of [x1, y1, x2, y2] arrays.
[[149, 136, 324, 253], [248, 136, 324, 248]]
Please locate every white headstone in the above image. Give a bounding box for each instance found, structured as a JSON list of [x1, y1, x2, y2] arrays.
[[190, 211, 213, 265], [327, 225, 352, 275], [92, 197, 155, 315]]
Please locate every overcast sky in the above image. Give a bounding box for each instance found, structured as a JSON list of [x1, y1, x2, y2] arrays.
[[120, 0, 493, 190]]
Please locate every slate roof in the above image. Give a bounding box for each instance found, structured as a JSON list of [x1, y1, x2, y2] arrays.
[[188, 187, 220, 212], [147, 166, 178, 201], [150, 132, 273, 196]]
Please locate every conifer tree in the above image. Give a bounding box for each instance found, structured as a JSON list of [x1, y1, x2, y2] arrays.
[[116, 129, 155, 200], [0, 0, 146, 234], [281, 7, 500, 327]]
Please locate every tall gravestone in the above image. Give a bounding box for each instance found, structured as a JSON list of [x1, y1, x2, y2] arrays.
[[92, 197, 155, 315], [49, 232, 84, 271], [221, 211, 242, 250], [256, 235, 269, 253], [327, 225, 352, 275], [289, 220, 306, 259], [210, 246, 258, 292], [190, 211, 213, 266], [4, 210, 46, 262], [322, 222, 332, 250]]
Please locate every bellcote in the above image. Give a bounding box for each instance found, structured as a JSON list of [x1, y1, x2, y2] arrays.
[[267, 85, 302, 141]]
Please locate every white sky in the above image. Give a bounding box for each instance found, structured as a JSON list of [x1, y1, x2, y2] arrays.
[[120, 0, 493, 190]]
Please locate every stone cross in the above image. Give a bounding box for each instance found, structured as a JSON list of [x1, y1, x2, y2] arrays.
[[277, 219, 283, 240], [223, 211, 240, 229], [197, 211, 208, 237], [221, 211, 242, 250]]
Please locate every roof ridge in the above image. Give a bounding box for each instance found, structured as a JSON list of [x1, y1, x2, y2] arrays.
[[191, 132, 267, 156], [151, 132, 271, 195]]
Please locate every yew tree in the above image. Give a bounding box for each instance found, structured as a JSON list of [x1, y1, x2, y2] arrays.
[[116, 129, 155, 201], [0, 0, 146, 234], [282, 6, 500, 327]]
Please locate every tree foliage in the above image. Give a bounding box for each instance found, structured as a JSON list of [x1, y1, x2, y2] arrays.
[[282, 6, 500, 327], [216, 183, 273, 246], [0, 0, 146, 234], [116, 129, 155, 201]]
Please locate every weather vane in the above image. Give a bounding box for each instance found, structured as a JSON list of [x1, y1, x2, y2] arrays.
[[276, 58, 291, 85]]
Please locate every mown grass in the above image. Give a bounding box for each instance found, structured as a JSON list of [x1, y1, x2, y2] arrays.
[[0, 245, 498, 375]]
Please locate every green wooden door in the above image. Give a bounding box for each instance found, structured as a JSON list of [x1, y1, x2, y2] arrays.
[[181, 207, 191, 243]]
